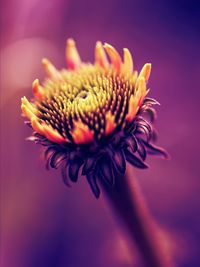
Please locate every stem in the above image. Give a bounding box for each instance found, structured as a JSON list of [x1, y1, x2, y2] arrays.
[[100, 166, 175, 267]]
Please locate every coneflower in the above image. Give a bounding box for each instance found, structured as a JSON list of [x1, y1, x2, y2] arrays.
[[21, 39, 174, 267]]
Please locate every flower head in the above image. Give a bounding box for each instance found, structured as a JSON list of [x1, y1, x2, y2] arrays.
[[21, 39, 168, 198]]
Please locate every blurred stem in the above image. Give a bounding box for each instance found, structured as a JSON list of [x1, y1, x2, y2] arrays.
[[101, 166, 175, 267]]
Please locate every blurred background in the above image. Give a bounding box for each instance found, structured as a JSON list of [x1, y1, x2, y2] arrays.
[[0, 0, 200, 266]]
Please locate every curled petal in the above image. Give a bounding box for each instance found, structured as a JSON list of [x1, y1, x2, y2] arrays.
[[49, 151, 67, 169], [136, 116, 152, 132], [95, 41, 109, 68], [68, 155, 84, 182], [66, 38, 81, 70], [104, 43, 122, 73], [82, 157, 94, 175], [99, 156, 114, 186], [112, 149, 126, 174], [61, 162, 71, 187], [142, 140, 170, 159], [141, 106, 157, 122], [82, 156, 98, 175], [136, 116, 152, 140], [136, 125, 151, 141], [86, 172, 100, 198], [126, 134, 138, 153], [44, 146, 56, 169], [151, 129, 158, 142], [137, 139, 147, 160], [124, 147, 148, 169], [143, 97, 160, 106]]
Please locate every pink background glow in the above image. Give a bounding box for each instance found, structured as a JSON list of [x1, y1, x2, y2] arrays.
[[0, 1, 199, 266]]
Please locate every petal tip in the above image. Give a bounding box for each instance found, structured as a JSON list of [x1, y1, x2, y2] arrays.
[[66, 38, 75, 46], [103, 43, 122, 73], [123, 48, 133, 75], [139, 63, 152, 83], [66, 38, 81, 70], [95, 41, 109, 68]]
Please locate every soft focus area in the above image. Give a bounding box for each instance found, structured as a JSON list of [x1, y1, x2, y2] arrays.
[[0, 1, 199, 267]]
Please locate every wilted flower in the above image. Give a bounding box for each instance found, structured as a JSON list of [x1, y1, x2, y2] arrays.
[[21, 39, 168, 198]]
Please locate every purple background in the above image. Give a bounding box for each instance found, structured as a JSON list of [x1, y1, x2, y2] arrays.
[[1, 0, 200, 266]]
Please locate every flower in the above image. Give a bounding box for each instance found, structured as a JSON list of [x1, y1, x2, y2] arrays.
[[21, 38, 168, 198]]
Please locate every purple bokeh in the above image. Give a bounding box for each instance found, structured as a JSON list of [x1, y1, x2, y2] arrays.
[[1, 0, 200, 266]]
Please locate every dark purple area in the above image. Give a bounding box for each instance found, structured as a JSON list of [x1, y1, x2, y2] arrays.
[[1, 0, 200, 266]]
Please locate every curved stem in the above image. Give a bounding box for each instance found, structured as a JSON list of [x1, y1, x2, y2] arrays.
[[100, 166, 175, 267]]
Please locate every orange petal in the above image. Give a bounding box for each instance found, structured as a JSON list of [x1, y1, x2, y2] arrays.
[[43, 124, 67, 144], [32, 79, 44, 100], [21, 96, 38, 119], [31, 117, 45, 135], [42, 58, 62, 80], [105, 111, 116, 135], [31, 118, 69, 144], [95, 41, 109, 68], [125, 95, 139, 123], [123, 48, 133, 75], [138, 63, 151, 83], [71, 120, 94, 144], [66, 38, 81, 70], [104, 43, 122, 73]]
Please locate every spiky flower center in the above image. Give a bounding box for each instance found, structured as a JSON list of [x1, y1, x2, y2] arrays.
[[21, 39, 151, 145], [36, 64, 137, 142]]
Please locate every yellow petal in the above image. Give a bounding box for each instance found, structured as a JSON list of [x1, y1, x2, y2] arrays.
[[42, 58, 62, 80], [21, 96, 38, 119], [66, 38, 81, 70], [104, 43, 122, 73], [138, 63, 151, 83], [137, 77, 146, 95], [123, 48, 133, 75], [95, 41, 109, 68], [136, 77, 149, 106], [21, 104, 36, 120], [125, 95, 139, 123]]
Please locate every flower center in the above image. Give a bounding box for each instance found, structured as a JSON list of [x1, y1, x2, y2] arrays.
[[35, 65, 137, 143], [21, 39, 151, 145], [77, 89, 89, 99]]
